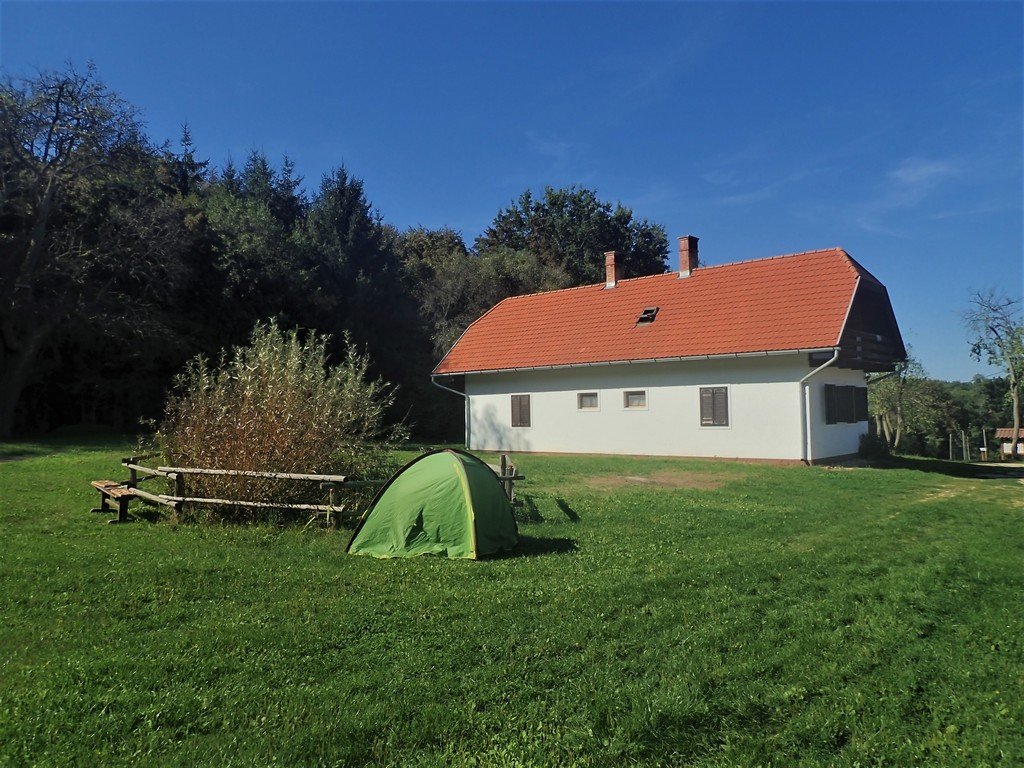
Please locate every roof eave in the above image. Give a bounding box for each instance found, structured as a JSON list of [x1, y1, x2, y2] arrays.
[[433, 347, 839, 377]]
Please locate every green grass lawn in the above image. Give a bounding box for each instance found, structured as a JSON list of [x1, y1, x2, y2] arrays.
[[1, 437, 1021, 767]]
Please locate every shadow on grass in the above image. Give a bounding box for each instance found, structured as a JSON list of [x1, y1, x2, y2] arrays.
[[490, 535, 577, 559], [128, 506, 165, 524], [515, 495, 544, 524], [871, 455, 1024, 480], [556, 498, 580, 522], [0, 449, 49, 461], [514, 495, 581, 525], [3, 426, 137, 457]]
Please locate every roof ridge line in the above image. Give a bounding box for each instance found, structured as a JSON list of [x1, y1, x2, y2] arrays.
[[695, 247, 847, 272], [502, 247, 848, 301], [501, 269, 681, 301]]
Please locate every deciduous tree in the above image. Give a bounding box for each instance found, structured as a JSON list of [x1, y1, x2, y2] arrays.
[[964, 290, 1023, 453], [0, 65, 189, 435], [868, 355, 950, 450], [475, 186, 668, 284]]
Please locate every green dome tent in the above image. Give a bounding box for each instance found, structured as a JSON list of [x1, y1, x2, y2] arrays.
[[346, 449, 518, 559]]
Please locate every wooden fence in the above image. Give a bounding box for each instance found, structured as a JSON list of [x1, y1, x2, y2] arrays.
[[90, 452, 523, 525], [91, 455, 374, 525]]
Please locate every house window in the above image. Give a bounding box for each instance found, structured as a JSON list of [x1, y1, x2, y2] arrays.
[[511, 394, 531, 427], [577, 392, 599, 410], [700, 387, 729, 426], [623, 390, 647, 409], [824, 384, 869, 424]]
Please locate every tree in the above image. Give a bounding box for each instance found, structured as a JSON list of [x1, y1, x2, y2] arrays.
[[964, 290, 1023, 454], [201, 171, 305, 341], [944, 375, 1012, 440], [475, 186, 668, 284], [868, 355, 950, 451], [399, 227, 477, 358], [295, 168, 433, 427], [161, 124, 209, 197], [475, 246, 571, 306], [399, 229, 570, 359], [235, 150, 307, 227], [0, 65, 190, 436], [296, 167, 408, 344]]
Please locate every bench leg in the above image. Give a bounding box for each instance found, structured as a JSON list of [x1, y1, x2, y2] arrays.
[[107, 496, 130, 524], [90, 492, 112, 514]]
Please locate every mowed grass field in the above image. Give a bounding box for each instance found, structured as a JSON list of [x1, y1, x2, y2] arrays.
[[1, 436, 1022, 767]]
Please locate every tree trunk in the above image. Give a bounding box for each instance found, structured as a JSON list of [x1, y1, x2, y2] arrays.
[[1, 176, 57, 313], [1011, 385, 1022, 461], [0, 178, 58, 437], [881, 413, 894, 448], [0, 323, 49, 438]]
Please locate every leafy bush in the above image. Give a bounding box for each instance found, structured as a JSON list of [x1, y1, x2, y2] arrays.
[[155, 321, 406, 523], [859, 432, 891, 461]]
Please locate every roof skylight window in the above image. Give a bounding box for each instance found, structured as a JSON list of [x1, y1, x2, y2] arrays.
[[636, 306, 659, 325]]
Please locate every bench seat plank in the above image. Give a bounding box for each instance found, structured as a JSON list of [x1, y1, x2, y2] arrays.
[[91, 481, 135, 499]]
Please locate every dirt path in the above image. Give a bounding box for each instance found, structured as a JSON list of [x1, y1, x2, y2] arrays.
[[584, 469, 738, 491]]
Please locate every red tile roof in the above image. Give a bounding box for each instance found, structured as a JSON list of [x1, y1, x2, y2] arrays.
[[994, 428, 1023, 440], [434, 248, 871, 375]]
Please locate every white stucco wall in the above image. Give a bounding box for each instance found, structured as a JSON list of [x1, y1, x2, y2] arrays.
[[462, 356, 868, 461], [804, 365, 872, 461]]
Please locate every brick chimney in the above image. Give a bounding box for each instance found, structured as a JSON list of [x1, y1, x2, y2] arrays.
[[604, 251, 621, 288], [678, 235, 699, 278]]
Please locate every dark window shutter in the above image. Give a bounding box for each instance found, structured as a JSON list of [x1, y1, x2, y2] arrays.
[[824, 384, 838, 425], [825, 385, 867, 423], [837, 386, 849, 423], [839, 386, 856, 423], [700, 387, 728, 426], [848, 386, 858, 423], [713, 387, 729, 426], [855, 387, 869, 422], [511, 394, 531, 427], [700, 388, 714, 425]]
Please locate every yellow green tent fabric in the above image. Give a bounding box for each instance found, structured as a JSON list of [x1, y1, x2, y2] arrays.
[[346, 449, 518, 559]]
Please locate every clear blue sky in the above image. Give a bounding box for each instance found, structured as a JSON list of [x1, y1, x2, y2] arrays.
[[3, 1, 1021, 380]]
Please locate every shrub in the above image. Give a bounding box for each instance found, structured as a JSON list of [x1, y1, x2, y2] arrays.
[[155, 321, 406, 523], [858, 432, 891, 461]]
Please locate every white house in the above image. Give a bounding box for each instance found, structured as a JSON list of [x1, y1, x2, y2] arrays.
[[432, 237, 905, 464]]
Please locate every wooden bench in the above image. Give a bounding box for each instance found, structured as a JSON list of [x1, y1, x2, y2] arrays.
[[90, 481, 136, 524]]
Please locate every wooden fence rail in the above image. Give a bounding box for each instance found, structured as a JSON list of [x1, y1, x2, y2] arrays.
[[91, 452, 524, 525], [87, 457, 380, 525], [157, 466, 350, 482]]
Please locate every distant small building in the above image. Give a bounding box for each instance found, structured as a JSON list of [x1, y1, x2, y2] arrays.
[[994, 428, 1023, 458], [432, 237, 906, 464]]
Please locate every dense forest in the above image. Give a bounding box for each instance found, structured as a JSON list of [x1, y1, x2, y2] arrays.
[[2, 65, 1019, 455], [0, 65, 667, 440]]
